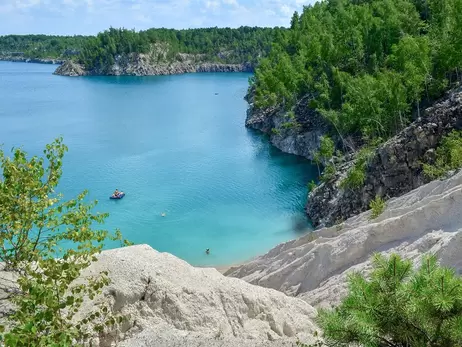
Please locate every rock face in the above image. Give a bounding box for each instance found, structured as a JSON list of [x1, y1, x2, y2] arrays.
[[54, 54, 253, 77], [53, 60, 87, 76], [79, 245, 318, 347], [307, 89, 462, 227], [226, 169, 462, 308], [245, 89, 331, 160]]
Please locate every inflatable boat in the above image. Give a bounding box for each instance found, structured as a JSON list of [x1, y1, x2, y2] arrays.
[[110, 192, 125, 200]]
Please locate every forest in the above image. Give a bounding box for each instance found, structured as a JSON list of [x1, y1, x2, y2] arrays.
[[252, 0, 462, 144], [0, 27, 285, 68], [0, 34, 89, 59], [77, 27, 285, 70]]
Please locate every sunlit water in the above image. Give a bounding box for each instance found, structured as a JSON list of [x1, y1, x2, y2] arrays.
[[0, 61, 317, 266]]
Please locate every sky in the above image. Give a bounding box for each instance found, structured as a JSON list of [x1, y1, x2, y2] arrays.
[[0, 0, 317, 36]]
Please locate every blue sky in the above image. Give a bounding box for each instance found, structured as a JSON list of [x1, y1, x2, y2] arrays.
[[0, 0, 316, 35]]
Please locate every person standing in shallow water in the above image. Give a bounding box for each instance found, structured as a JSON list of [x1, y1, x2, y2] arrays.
[[205, 248, 210, 255]]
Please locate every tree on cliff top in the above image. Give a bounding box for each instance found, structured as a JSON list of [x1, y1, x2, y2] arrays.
[[0, 138, 130, 346], [316, 253, 462, 347], [253, 0, 462, 143]]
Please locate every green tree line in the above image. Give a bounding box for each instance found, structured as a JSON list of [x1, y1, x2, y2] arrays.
[[253, 0, 462, 143], [78, 27, 286, 70], [0, 34, 89, 59], [0, 26, 286, 68]]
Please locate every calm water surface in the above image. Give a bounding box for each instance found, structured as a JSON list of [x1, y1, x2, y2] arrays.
[[0, 61, 316, 266]]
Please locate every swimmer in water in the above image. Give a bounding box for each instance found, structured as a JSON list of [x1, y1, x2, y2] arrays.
[[161, 212, 166, 217], [205, 248, 210, 255]]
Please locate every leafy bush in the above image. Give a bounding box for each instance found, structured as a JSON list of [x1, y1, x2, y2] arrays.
[[313, 135, 336, 178], [271, 128, 281, 135], [307, 180, 317, 193], [369, 195, 385, 219], [321, 164, 336, 183], [0, 138, 129, 346], [423, 130, 462, 179], [340, 147, 374, 189], [317, 253, 462, 347], [313, 136, 335, 165]]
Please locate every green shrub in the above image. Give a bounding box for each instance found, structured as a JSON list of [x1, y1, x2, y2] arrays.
[[340, 147, 374, 189], [281, 121, 300, 130], [369, 195, 385, 219], [317, 253, 462, 347], [307, 180, 317, 193], [321, 164, 336, 183], [271, 128, 281, 135], [313, 136, 336, 178], [423, 130, 462, 179], [0, 138, 130, 346]]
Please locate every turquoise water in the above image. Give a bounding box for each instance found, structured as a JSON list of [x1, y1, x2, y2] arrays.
[[0, 61, 316, 266]]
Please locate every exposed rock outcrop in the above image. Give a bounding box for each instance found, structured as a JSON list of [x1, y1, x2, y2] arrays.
[[306, 89, 462, 227], [244, 89, 331, 160], [226, 169, 462, 308], [53, 60, 87, 76], [76, 245, 318, 346], [54, 54, 253, 77]]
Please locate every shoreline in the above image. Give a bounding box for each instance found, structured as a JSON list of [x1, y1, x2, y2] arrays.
[[0, 57, 64, 65], [213, 263, 242, 275]]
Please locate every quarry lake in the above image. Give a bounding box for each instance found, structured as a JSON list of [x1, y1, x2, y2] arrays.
[[0, 61, 317, 266]]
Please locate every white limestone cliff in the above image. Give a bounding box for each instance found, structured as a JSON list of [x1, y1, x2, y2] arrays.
[[79, 245, 318, 347], [226, 170, 462, 308]]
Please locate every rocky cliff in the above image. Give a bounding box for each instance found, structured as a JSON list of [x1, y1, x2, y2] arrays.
[[54, 54, 253, 77], [227, 168, 462, 308], [65, 245, 319, 346], [245, 89, 332, 161], [306, 89, 462, 227]]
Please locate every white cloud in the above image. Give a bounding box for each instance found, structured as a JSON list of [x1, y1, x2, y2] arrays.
[[0, 0, 318, 34], [280, 4, 294, 16], [205, 0, 220, 10], [15, 0, 42, 9], [222, 0, 238, 6]]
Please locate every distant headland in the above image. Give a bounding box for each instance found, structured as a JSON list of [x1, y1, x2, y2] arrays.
[[0, 27, 285, 76]]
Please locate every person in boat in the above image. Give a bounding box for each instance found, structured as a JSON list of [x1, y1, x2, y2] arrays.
[[205, 248, 210, 255], [113, 189, 120, 198]]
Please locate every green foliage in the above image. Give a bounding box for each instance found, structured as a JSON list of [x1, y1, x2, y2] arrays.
[[321, 164, 336, 183], [423, 130, 462, 179], [0, 138, 129, 346], [317, 253, 462, 347], [271, 128, 281, 135], [0, 27, 285, 69], [369, 195, 385, 219], [316, 136, 335, 164], [313, 135, 336, 179], [340, 147, 374, 189], [281, 121, 300, 130], [307, 180, 317, 193], [0, 35, 88, 59], [78, 27, 286, 71], [252, 0, 462, 142]]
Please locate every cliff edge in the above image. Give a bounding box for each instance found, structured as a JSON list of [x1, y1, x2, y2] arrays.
[[307, 89, 462, 227], [71, 245, 318, 346], [54, 54, 253, 77], [226, 168, 462, 308], [245, 88, 332, 161]]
